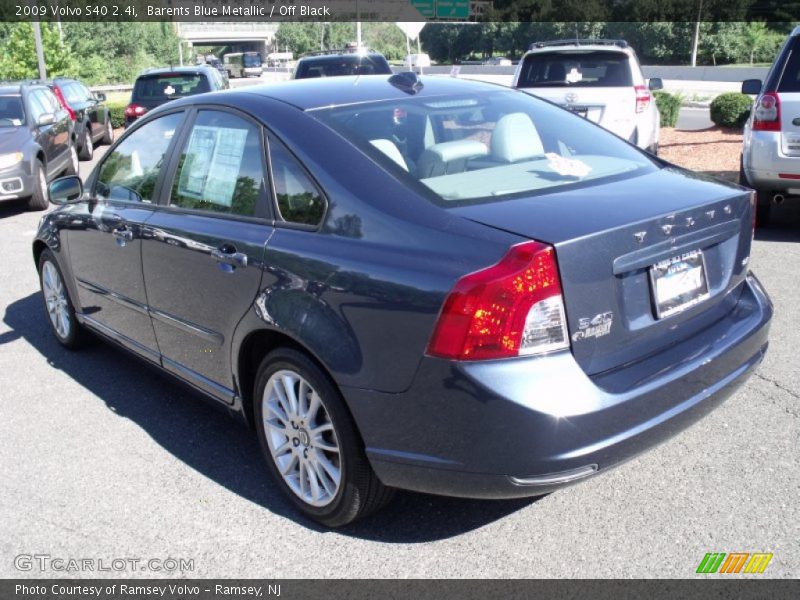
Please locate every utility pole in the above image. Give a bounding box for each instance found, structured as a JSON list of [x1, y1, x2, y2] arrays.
[[691, 0, 703, 68], [32, 22, 47, 81]]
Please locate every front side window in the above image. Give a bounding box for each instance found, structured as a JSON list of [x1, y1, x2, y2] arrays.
[[314, 89, 656, 204], [170, 110, 264, 217], [96, 112, 183, 203], [268, 135, 325, 226], [27, 91, 50, 122]]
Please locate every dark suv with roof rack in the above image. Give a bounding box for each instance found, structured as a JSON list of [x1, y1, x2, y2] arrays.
[[48, 77, 114, 161], [293, 47, 392, 80], [125, 65, 228, 128], [0, 80, 77, 210]]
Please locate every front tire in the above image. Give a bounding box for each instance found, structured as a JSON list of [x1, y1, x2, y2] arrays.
[[38, 249, 85, 349], [26, 159, 48, 211], [78, 126, 93, 160], [254, 348, 393, 526], [64, 143, 79, 176], [101, 118, 114, 144]]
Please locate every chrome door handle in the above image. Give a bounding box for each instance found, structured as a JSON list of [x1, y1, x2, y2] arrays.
[[211, 247, 247, 268], [112, 227, 133, 242]]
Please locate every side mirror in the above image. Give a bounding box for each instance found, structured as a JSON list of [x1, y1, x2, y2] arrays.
[[49, 175, 83, 205], [648, 77, 664, 91], [94, 92, 106, 102], [742, 79, 762, 95], [37, 113, 55, 126]]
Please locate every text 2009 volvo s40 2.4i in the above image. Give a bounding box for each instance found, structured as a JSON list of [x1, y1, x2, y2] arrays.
[[34, 74, 772, 526]]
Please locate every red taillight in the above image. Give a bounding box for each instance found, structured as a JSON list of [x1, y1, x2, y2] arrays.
[[635, 84, 650, 114], [752, 92, 781, 131], [426, 241, 569, 361], [124, 104, 147, 118], [52, 86, 76, 121]]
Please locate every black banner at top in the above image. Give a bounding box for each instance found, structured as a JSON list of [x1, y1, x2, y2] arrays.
[[0, 0, 799, 22]]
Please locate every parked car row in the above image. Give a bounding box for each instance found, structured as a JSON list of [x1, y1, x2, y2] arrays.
[[34, 29, 772, 529]]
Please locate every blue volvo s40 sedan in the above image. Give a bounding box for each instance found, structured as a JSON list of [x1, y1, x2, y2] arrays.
[[34, 74, 772, 526]]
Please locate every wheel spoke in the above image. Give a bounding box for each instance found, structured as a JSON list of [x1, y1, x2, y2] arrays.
[[311, 422, 333, 436], [307, 463, 321, 502], [271, 439, 292, 458], [299, 462, 308, 497], [316, 453, 341, 485], [269, 379, 293, 419], [307, 392, 321, 424], [280, 454, 298, 476], [265, 398, 289, 425], [310, 460, 336, 497], [282, 374, 299, 415], [297, 379, 309, 418], [314, 439, 339, 453]]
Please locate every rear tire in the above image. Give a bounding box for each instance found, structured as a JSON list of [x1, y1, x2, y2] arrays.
[[78, 126, 93, 160], [756, 194, 772, 227], [254, 348, 394, 527], [26, 159, 48, 211]]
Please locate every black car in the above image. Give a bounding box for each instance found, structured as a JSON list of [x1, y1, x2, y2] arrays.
[[293, 49, 393, 79], [125, 65, 228, 127], [49, 77, 114, 161], [37, 75, 771, 526], [0, 81, 77, 210]]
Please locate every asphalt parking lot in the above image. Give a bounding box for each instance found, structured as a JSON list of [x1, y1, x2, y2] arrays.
[[0, 145, 798, 578]]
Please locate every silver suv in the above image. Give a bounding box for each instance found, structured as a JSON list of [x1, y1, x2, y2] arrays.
[[512, 39, 662, 154], [741, 25, 800, 225]]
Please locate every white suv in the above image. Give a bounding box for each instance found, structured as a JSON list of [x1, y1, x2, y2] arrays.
[[740, 26, 800, 225], [512, 39, 662, 154]]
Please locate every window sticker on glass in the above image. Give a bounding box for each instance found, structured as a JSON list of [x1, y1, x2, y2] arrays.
[[177, 125, 248, 207], [566, 68, 583, 83]]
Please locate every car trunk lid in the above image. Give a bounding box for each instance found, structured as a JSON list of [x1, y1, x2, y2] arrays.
[[450, 167, 754, 376]]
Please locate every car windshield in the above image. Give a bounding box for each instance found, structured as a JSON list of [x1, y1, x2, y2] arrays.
[[296, 55, 392, 79], [244, 54, 262, 67], [518, 50, 633, 88], [313, 89, 656, 204], [0, 95, 25, 126], [133, 74, 210, 102]]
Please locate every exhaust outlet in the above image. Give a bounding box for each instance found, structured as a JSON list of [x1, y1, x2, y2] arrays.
[[773, 193, 785, 205]]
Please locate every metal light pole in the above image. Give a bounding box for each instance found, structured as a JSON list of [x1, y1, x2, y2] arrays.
[[32, 22, 47, 81]]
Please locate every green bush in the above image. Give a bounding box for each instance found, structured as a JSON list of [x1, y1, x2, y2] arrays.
[[107, 102, 127, 129], [654, 91, 682, 127], [710, 92, 753, 129]]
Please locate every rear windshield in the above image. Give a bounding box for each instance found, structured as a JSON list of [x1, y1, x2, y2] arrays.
[[313, 89, 656, 204], [517, 50, 633, 88], [295, 55, 392, 79], [244, 53, 262, 67], [778, 38, 800, 93], [0, 95, 25, 126], [133, 73, 210, 102]]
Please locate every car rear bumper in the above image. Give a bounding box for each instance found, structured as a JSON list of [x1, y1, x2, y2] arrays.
[[344, 273, 772, 499], [744, 130, 800, 193]]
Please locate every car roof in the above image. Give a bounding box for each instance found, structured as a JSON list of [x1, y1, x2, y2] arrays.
[[298, 52, 386, 63], [138, 66, 213, 77], [234, 74, 505, 111], [0, 82, 48, 94]]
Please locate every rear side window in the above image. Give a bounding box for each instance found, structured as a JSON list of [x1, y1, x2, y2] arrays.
[[170, 110, 265, 217], [268, 135, 325, 226], [96, 112, 183, 203], [517, 50, 633, 88], [778, 40, 800, 93], [133, 74, 210, 102]]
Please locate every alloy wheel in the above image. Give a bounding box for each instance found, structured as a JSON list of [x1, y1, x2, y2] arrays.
[[261, 369, 342, 507], [42, 261, 71, 340]]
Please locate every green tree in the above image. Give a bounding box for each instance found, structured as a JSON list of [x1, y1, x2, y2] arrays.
[[0, 22, 77, 80], [742, 22, 769, 65]]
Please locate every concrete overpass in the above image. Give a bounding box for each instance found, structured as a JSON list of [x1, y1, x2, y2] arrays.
[[176, 22, 278, 56]]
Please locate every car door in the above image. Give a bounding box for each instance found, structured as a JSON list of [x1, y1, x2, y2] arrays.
[[141, 108, 273, 401], [64, 111, 186, 362]]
